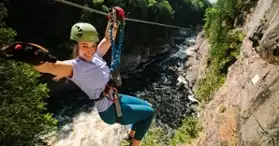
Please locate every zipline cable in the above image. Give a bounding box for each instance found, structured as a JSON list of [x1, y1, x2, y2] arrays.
[[53, 0, 189, 30]]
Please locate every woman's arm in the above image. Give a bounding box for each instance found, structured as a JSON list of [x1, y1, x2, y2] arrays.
[[96, 21, 119, 57], [33, 61, 73, 78]]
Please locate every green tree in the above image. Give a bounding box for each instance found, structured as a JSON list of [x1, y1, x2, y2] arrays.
[[0, 1, 57, 145], [168, 0, 211, 26]]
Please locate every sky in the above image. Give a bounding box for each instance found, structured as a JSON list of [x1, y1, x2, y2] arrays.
[[208, 0, 217, 3]]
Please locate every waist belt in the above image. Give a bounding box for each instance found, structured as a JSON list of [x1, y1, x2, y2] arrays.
[[93, 85, 123, 123]]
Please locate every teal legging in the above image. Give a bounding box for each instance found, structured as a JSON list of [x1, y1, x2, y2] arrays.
[[99, 94, 155, 140]]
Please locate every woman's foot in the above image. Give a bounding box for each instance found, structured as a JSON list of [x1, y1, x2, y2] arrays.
[[128, 131, 141, 146], [130, 139, 141, 146], [129, 130, 135, 138], [123, 130, 135, 145]]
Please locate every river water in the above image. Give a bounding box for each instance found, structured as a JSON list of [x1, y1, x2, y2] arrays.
[[44, 32, 199, 146]]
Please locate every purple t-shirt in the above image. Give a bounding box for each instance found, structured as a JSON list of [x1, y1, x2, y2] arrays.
[[64, 53, 113, 112]]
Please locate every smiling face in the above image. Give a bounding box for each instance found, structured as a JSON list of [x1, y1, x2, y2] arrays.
[[77, 41, 97, 61]]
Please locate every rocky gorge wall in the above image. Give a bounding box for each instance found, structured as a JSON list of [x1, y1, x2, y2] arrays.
[[119, 43, 171, 72], [185, 0, 279, 145]]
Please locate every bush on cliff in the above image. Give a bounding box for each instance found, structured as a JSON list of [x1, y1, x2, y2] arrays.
[[195, 0, 248, 103]]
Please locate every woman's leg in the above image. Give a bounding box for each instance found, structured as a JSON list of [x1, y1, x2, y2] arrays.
[[119, 94, 155, 142], [98, 96, 154, 126], [99, 94, 156, 146], [119, 94, 152, 107], [119, 93, 153, 134], [98, 104, 116, 125]]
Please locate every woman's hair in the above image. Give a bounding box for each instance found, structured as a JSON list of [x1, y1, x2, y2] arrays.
[[72, 45, 79, 58], [70, 40, 79, 59]]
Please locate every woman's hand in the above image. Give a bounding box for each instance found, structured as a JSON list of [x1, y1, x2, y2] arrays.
[[97, 6, 125, 57], [108, 6, 125, 23], [52, 76, 64, 81]]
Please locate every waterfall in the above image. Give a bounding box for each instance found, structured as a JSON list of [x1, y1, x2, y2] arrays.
[[44, 108, 130, 146]]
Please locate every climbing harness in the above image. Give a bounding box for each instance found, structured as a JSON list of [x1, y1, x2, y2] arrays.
[[102, 85, 123, 122], [53, 0, 190, 30], [92, 84, 122, 122], [102, 85, 118, 102]]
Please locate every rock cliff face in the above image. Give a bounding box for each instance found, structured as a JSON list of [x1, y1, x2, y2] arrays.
[[120, 43, 171, 72], [186, 0, 279, 145], [184, 31, 210, 91]]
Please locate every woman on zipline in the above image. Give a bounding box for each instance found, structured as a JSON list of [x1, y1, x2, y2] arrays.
[[1, 7, 155, 146]]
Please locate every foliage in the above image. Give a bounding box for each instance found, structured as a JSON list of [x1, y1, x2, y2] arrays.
[[195, 0, 250, 103], [0, 3, 16, 44], [140, 123, 169, 146], [169, 0, 211, 26], [235, 0, 258, 12], [121, 116, 201, 146], [170, 117, 202, 146], [0, 2, 57, 145], [195, 59, 226, 103], [0, 62, 58, 146], [121, 122, 169, 146]]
